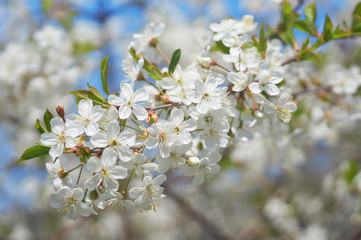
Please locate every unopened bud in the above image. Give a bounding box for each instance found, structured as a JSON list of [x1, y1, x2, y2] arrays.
[[149, 38, 159, 48], [187, 157, 200, 167], [197, 57, 216, 68], [146, 111, 159, 124], [318, 89, 328, 100], [254, 110, 264, 119], [136, 72, 145, 81], [56, 105, 65, 120], [160, 94, 170, 103], [57, 168, 68, 178]]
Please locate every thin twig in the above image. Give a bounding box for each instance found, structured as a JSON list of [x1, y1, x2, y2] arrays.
[[145, 102, 184, 111], [156, 45, 170, 64], [164, 186, 233, 240]]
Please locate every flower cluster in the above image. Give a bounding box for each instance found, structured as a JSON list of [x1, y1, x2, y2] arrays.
[[31, 16, 304, 220]]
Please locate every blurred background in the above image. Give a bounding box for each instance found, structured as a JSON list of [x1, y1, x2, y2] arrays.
[[1, 0, 361, 239]]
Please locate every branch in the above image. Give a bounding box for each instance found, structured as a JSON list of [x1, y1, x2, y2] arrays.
[[164, 183, 233, 240], [145, 102, 184, 111], [281, 55, 299, 66]]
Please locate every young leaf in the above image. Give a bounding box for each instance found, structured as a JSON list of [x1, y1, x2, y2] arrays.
[[352, 2, 361, 33], [259, 23, 267, 55], [87, 83, 106, 102], [35, 119, 47, 134], [143, 58, 166, 80], [323, 14, 333, 41], [214, 41, 229, 54], [70, 89, 109, 106], [304, 2, 317, 25], [101, 54, 110, 95], [168, 49, 181, 76], [294, 20, 318, 36], [299, 50, 321, 62], [43, 109, 54, 132], [17, 145, 51, 163]]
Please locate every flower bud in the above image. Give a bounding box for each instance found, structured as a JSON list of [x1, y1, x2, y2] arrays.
[[57, 168, 69, 179], [56, 105, 65, 120], [254, 110, 264, 119], [149, 37, 159, 48], [160, 94, 170, 103], [197, 57, 216, 68], [187, 157, 200, 167], [146, 111, 159, 124]]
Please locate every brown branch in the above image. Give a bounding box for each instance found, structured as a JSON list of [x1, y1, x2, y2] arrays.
[[145, 102, 184, 111], [51, 217, 86, 240], [281, 55, 299, 66], [164, 184, 233, 240], [292, 86, 331, 98]]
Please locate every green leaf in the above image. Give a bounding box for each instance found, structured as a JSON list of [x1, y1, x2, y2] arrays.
[[168, 49, 181, 76], [143, 58, 166, 80], [301, 37, 310, 52], [17, 145, 51, 163], [70, 89, 109, 106], [310, 34, 323, 51], [343, 160, 359, 185], [100, 54, 110, 95], [129, 48, 138, 60], [259, 23, 267, 55], [213, 41, 229, 54], [352, 2, 361, 32], [242, 42, 255, 49], [87, 83, 106, 102], [35, 119, 47, 134], [304, 2, 317, 25], [294, 20, 318, 36], [299, 50, 321, 62], [43, 109, 54, 132], [332, 26, 351, 39], [323, 14, 333, 41], [72, 41, 97, 55]]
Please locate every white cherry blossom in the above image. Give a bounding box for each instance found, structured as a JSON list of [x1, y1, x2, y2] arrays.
[[108, 83, 149, 120], [65, 99, 104, 136], [40, 117, 78, 159], [85, 149, 128, 191]]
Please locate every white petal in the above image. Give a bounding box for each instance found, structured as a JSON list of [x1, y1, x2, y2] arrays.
[[85, 121, 99, 136], [50, 117, 65, 135], [134, 88, 149, 102], [78, 99, 92, 118], [85, 175, 102, 190], [144, 137, 159, 149], [49, 143, 64, 159], [133, 105, 148, 120], [41, 133, 58, 146], [108, 94, 124, 106], [120, 83, 134, 100], [265, 84, 280, 96], [248, 82, 261, 94], [182, 166, 198, 176], [118, 106, 132, 119], [65, 137, 77, 148], [90, 133, 108, 148], [106, 121, 120, 141], [170, 108, 184, 125], [108, 166, 128, 179], [86, 156, 102, 172], [192, 172, 205, 185], [186, 90, 201, 103], [153, 174, 167, 185], [129, 187, 144, 198]]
